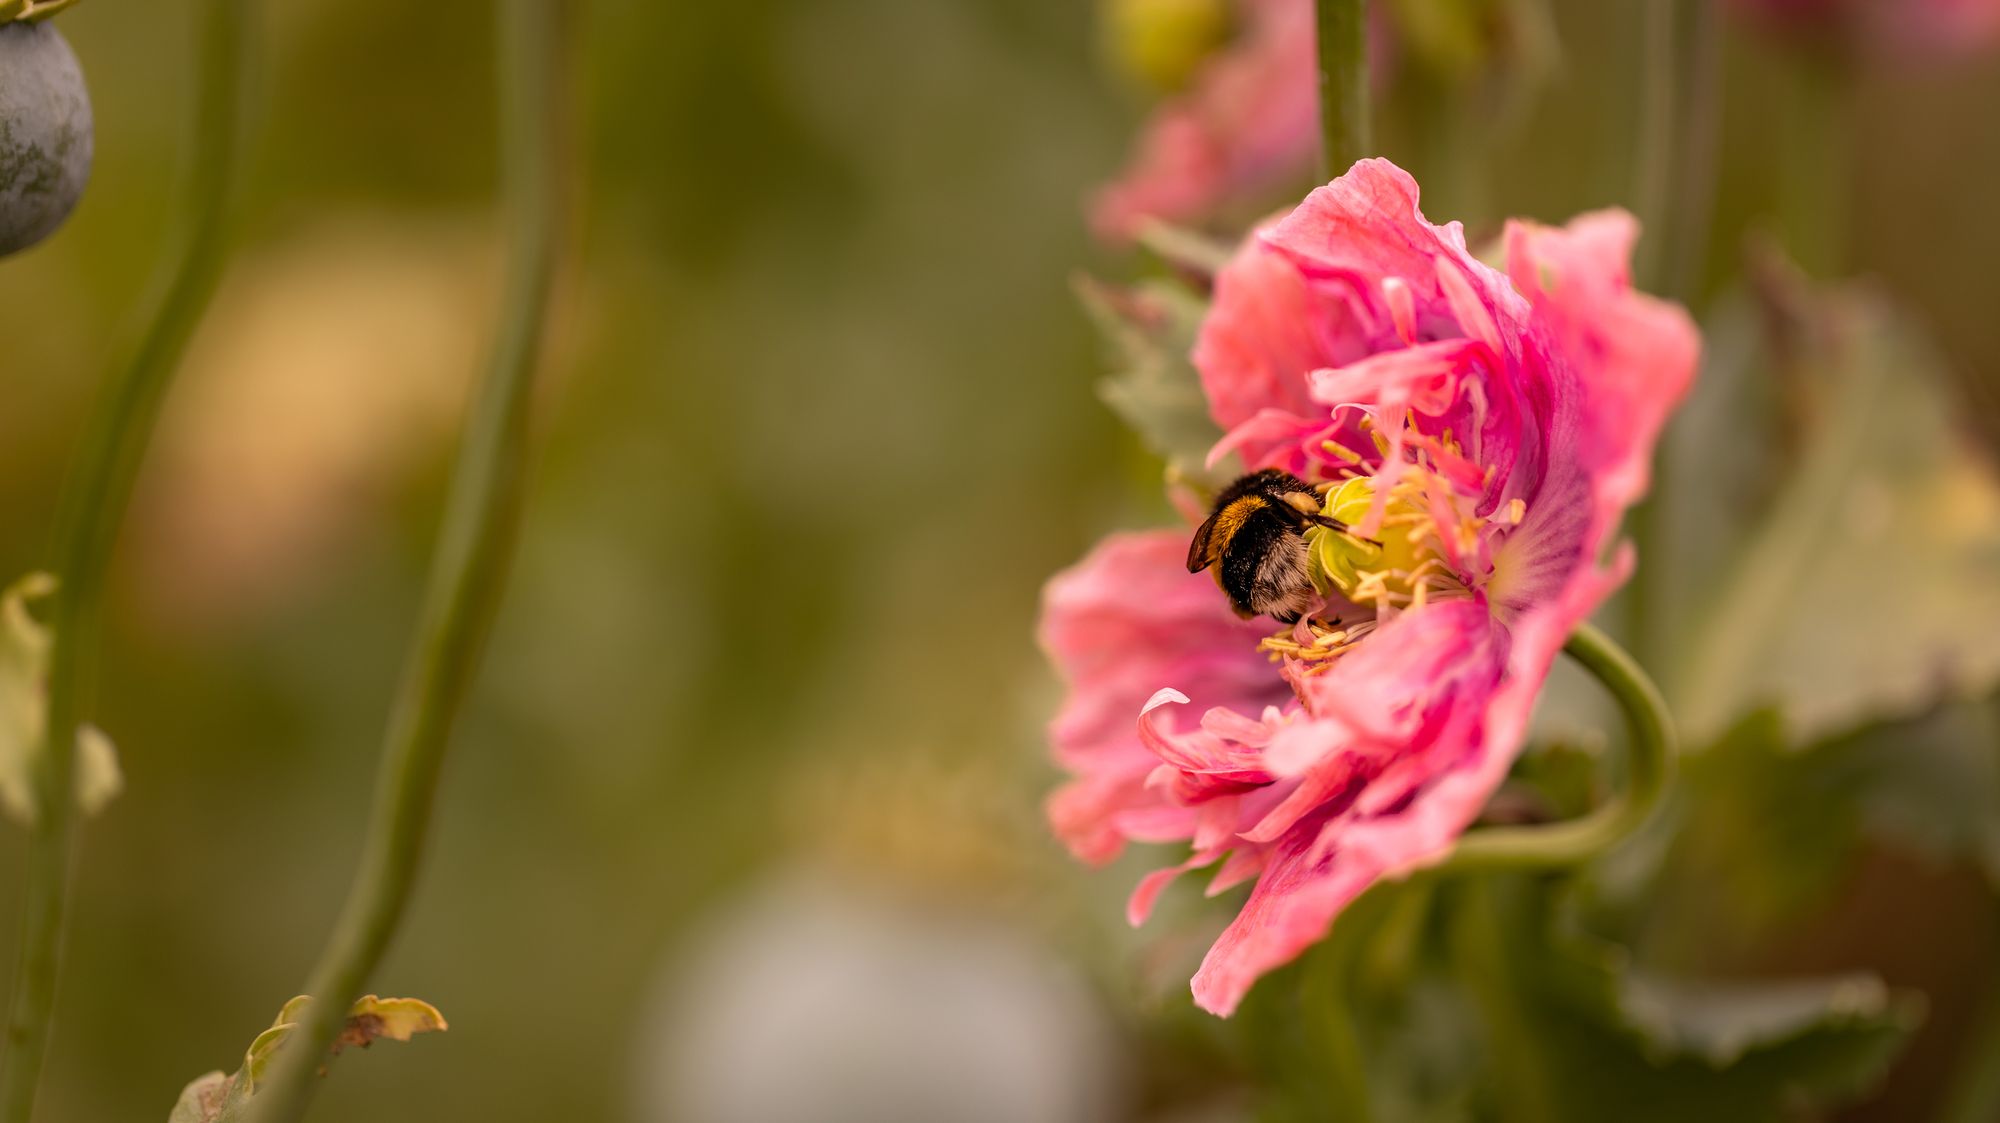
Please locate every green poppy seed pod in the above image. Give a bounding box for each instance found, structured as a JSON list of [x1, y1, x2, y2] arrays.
[[0, 20, 92, 258]]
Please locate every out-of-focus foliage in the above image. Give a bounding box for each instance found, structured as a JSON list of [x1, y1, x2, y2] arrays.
[[169, 994, 446, 1123], [1076, 272, 1234, 491], [3, 0, 2000, 1120], [0, 571, 120, 823], [1669, 265, 2000, 748]]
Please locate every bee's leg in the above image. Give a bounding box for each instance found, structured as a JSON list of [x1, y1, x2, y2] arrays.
[[1306, 513, 1382, 546]]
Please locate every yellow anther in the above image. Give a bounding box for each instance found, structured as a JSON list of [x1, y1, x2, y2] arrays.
[[1323, 440, 1364, 464]]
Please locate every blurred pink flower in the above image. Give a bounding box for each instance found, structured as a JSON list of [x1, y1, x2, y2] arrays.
[[1090, 0, 1320, 244], [1042, 159, 1697, 1015], [1733, 0, 2000, 53]]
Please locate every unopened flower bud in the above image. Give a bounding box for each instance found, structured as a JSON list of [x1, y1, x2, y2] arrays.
[[1103, 0, 1233, 95], [0, 20, 92, 258]]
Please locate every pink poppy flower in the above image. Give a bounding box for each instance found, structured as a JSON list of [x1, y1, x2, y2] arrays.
[[1041, 159, 1697, 1015], [1090, 0, 1319, 244]]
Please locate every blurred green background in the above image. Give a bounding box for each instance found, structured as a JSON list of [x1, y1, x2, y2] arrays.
[[3, 0, 1999, 1119]]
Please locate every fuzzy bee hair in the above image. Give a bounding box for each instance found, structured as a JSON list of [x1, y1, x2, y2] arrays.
[[1186, 468, 1340, 624]]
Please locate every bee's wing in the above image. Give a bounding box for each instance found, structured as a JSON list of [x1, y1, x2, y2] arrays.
[[1186, 510, 1224, 573]]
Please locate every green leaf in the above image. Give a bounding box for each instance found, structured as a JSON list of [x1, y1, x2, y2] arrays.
[[1838, 700, 2000, 883], [165, 994, 448, 1121], [167, 1072, 234, 1123], [1457, 877, 1920, 1123], [1672, 277, 2000, 748], [1617, 972, 1911, 1071], [1074, 275, 1237, 491], [0, 571, 123, 825], [1586, 697, 2000, 1003]]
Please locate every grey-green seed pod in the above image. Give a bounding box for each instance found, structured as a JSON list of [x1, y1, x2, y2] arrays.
[[0, 20, 92, 258]]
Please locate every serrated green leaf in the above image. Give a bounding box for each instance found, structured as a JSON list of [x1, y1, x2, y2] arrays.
[[1842, 701, 2000, 882], [1618, 972, 1911, 1069], [1074, 274, 1238, 491], [1458, 877, 1920, 1123], [1672, 280, 2000, 747]]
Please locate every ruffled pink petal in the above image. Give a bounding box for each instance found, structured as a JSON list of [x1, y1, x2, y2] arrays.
[[1504, 212, 1696, 514], [1045, 158, 1699, 1017], [1189, 602, 1509, 1015], [1140, 603, 1501, 1013], [1039, 530, 1286, 863]]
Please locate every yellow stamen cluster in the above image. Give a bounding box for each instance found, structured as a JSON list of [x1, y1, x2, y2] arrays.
[[1259, 618, 1377, 673], [1308, 474, 1465, 613], [1260, 414, 1528, 672]]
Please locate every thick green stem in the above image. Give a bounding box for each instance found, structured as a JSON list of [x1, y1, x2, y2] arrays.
[[1440, 623, 1674, 874], [238, 1, 567, 1119], [0, 1, 249, 1117], [1314, 0, 1370, 180]]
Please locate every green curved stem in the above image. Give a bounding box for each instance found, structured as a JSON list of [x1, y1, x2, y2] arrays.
[[1440, 622, 1675, 874], [1314, 0, 1370, 180], [237, 1, 568, 1119], [0, 1, 249, 1118]]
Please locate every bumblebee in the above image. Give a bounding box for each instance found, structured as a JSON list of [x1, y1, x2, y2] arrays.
[[1186, 468, 1350, 623]]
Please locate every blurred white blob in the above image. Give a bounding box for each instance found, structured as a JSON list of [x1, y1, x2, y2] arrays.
[[133, 217, 497, 624], [632, 870, 1130, 1123]]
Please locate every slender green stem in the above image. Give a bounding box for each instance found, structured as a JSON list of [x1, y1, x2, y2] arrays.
[[238, 2, 567, 1119], [1314, 0, 1370, 180], [1305, 884, 1387, 1123], [1774, 48, 1850, 278], [1631, 0, 1677, 295], [1932, 700, 2000, 1123], [0, 1, 249, 1117], [1450, 879, 1560, 1123], [1666, 0, 1721, 306], [1629, 0, 1720, 668], [1936, 900, 2000, 1123], [1439, 623, 1674, 874]]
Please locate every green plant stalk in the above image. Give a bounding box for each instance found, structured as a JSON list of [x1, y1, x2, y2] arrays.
[[1449, 878, 1560, 1123], [1314, 0, 1370, 180], [1439, 622, 1675, 874], [1306, 884, 1389, 1123], [1937, 902, 2000, 1123], [1628, 0, 1720, 670], [1933, 701, 2000, 1123], [0, 0, 249, 1117], [1775, 47, 1850, 278], [238, 1, 567, 1119], [1631, 0, 1677, 296], [1666, 0, 1721, 307]]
